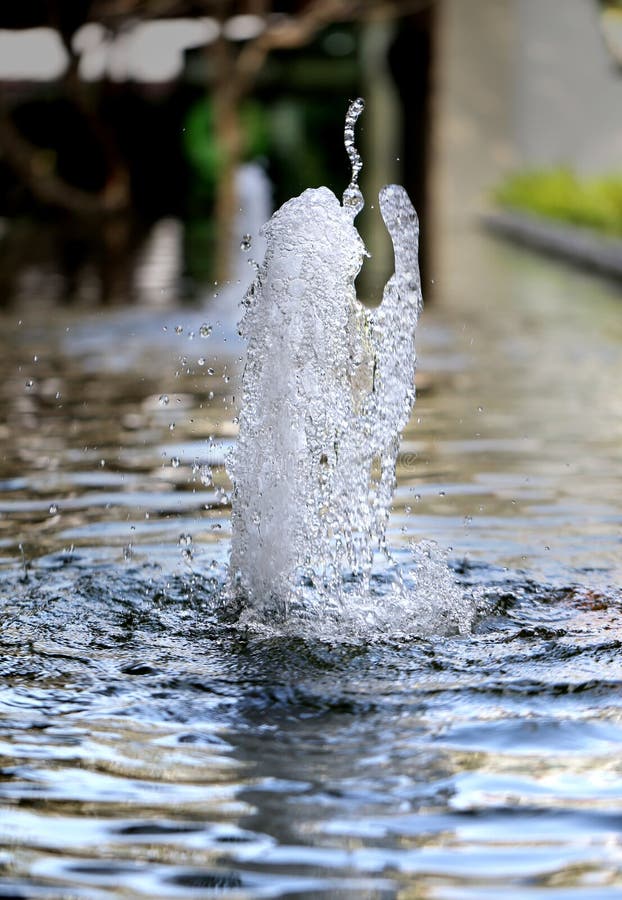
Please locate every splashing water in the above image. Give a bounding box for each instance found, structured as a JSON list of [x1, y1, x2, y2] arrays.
[[342, 96, 365, 216], [228, 99, 473, 635]]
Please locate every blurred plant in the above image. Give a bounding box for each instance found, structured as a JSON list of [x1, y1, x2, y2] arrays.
[[178, 0, 432, 276], [184, 96, 268, 200], [494, 168, 622, 237], [0, 0, 434, 292]]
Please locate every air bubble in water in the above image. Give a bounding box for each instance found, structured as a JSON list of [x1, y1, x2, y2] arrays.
[[171, 457, 181, 468], [240, 234, 252, 251], [175, 325, 183, 335], [159, 394, 169, 406], [48, 504, 58, 515], [199, 323, 212, 338]]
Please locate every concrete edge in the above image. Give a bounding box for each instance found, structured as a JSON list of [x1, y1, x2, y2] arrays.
[[481, 209, 622, 279]]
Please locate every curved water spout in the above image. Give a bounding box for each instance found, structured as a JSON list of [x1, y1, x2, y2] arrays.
[[228, 102, 421, 617]]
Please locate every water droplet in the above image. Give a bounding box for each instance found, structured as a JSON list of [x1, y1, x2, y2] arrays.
[[55, 391, 62, 400], [342, 97, 365, 218], [123, 543, 133, 561], [175, 325, 183, 335], [179, 534, 193, 562], [159, 394, 169, 406], [33, 355, 38, 363], [200, 465, 213, 486], [48, 504, 58, 515], [25, 379, 34, 389], [207, 367, 215, 376], [198, 357, 206, 366], [240, 234, 252, 251], [169, 422, 175, 431], [171, 457, 181, 468], [200, 323, 212, 338]]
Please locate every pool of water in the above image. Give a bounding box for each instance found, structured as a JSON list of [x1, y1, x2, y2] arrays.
[[1, 233, 622, 898]]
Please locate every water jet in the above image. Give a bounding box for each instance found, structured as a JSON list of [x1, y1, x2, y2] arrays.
[[228, 99, 469, 635]]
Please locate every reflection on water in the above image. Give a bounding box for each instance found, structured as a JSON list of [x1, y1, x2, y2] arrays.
[[1, 233, 622, 897]]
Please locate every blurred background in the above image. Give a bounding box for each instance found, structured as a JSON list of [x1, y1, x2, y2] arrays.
[[0, 0, 620, 311]]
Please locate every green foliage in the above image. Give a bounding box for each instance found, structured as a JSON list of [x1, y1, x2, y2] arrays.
[[183, 98, 269, 195], [494, 168, 622, 236]]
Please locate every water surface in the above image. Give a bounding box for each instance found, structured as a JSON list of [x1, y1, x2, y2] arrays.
[[1, 234, 622, 898]]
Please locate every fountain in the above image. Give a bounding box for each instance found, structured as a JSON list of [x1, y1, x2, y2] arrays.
[[228, 99, 472, 635]]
